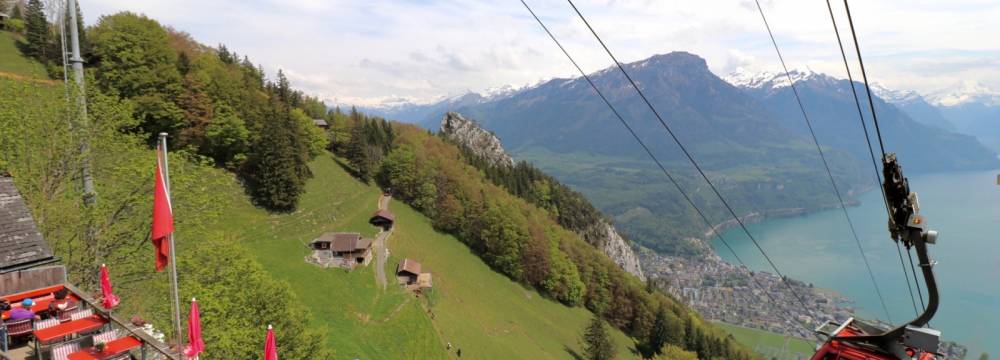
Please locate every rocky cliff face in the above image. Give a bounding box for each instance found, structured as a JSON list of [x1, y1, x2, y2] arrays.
[[593, 220, 645, 280], [440, 112, 644, 280], [440, 112, 514, 167]]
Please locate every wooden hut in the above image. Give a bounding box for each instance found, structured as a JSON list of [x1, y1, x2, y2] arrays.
[[308, 232, 373, 269], [369, 209, 395, 231], [396, 258, 432, 289]]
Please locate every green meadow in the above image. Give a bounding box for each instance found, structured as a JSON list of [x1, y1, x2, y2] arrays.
[[219, 155, 641, 359]]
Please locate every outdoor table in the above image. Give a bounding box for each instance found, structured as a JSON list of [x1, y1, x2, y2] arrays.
[[33, 314, 107, 344], [67, 336, 142, 360], [2, 294, 80, 320], [1, 285, 64, 303]]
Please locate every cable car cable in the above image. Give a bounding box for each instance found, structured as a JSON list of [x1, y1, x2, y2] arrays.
[[824, 0, 920, 317], [752, 0, 892, 323], [841, 0, 929, 317], [518, 0, 816, 337], [564, 0, 814, 313]]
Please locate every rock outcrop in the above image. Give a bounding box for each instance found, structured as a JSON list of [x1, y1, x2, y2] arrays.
[[440, 112, 644, 280], [440, 112, 514, 167], [593, 220, 645, 281]]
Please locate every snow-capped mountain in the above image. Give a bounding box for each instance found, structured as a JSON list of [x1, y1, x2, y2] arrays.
[[722, 67, 839, 93], [928, 80, 1000, 107], [348, 82, 546, 124], [870, 83, 922, 105], [869, 83, 956, 132]]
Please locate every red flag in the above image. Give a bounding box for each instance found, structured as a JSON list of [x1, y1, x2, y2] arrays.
[[264, 325, 278, 360], [183, 298, 204, 359], [100, 264, 120, 309], [152, 144, 174, 272]]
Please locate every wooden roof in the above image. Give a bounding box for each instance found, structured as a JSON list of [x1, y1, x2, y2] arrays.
[[397, 258, 421, 276], [371, 209, 395, 222], [313, 119, 329, 126], [0, 176, 54, 272], [311, 232, 372, 252]]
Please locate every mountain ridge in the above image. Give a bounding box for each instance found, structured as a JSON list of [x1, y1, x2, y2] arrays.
[[363, 51, 998, 255]]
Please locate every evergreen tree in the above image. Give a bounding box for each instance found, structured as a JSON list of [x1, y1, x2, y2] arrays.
[[581, 315, 615, 360], [241, 102, 309, 211], [645, 307, 683, 356], [10, 0, 22, 20], [24, 0, 47, 59]]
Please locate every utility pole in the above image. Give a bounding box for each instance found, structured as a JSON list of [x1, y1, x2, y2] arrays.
[[68, 0, 96, 205]]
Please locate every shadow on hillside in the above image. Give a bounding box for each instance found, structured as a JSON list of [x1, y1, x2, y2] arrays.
[[332, 156, 364, 180], [13, 38, 32, 58], [564, 345, 584, 360]]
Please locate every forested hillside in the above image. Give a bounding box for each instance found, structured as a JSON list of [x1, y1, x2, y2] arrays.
[[335, 114, 757, 358], [0, 75, 330, 358], [1, 4, 761, 359]]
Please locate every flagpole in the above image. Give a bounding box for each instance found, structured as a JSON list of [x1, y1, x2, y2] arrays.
[[159, 132, 184, 356]]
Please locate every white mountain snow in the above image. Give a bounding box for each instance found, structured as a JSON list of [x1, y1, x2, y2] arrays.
[[927, 80, 1000, 107], [870, 83, 922, 104], [722, 67, 838, 92]]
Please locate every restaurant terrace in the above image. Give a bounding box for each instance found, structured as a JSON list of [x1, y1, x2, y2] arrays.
[[1, 175, 177, 360]]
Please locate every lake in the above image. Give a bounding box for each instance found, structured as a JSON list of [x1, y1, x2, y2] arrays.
[[713, 169, 1000, 357]]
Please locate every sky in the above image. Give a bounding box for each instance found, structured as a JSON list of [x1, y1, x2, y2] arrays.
[[78, 0, 1000, 106]]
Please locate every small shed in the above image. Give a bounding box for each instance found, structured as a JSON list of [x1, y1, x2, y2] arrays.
[[396, 258, 432, 289], [0, 13, 8, 30], [369, 209, 395, 231], [313, 119, 330, 129]]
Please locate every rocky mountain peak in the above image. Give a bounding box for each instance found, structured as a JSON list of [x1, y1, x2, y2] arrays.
[[636, 51, 708, 70], [439, 112, 515, 167]]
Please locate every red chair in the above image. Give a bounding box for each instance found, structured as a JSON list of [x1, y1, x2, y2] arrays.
[[55, 303, 79, 322], [4, 318, 33, 338]]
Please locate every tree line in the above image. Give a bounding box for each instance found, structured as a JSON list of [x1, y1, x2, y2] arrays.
[[0, 74, 331, 358], [336, 122, 754, 359], [4, 5, 329, 212], [456, 143, 619, 248]]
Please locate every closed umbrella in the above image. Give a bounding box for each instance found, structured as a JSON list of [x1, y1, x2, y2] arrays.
[[264, 325, 277, 360], [99, 264, 120, 309], [183, 298, 204, 359]]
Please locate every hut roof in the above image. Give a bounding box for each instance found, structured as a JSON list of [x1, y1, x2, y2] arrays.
[[313, 119, 329, 127], [397, 258, 421, 276], [0, 176, 54, 272], [371, 209, 395, 222], [312, 232, 364, 252]]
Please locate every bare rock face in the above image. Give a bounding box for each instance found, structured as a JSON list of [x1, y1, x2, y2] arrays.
[[594, 220, 645, 281], [440, 111, 644, 280], [440, 112, 514, 167]]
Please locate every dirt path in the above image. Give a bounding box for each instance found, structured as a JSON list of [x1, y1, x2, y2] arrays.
[[374, 194, 392, 289]]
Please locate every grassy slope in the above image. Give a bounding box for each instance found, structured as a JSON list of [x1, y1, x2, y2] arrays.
[[0, 32, 48, 78], [220, 155, 639, 359], [714, 322, 815, 360]]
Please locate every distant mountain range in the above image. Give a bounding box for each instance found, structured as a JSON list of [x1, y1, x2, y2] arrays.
[[344, 51, 1000, 254], [722, 69, 998, 173]]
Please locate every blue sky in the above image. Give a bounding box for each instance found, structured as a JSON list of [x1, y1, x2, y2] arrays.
[[79, 0, 1000, 106]]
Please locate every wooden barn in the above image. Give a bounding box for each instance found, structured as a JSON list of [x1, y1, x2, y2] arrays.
[[313, 119, 330, 129], [396, 258, 432, 290], [369, 209, 395, 231], [307, 232, 373, 269]]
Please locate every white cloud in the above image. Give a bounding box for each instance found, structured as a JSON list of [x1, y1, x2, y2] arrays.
[[78, 0, 1000, 105]]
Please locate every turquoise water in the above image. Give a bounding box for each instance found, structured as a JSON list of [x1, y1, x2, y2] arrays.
[[713, 170, 1000, 356]]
